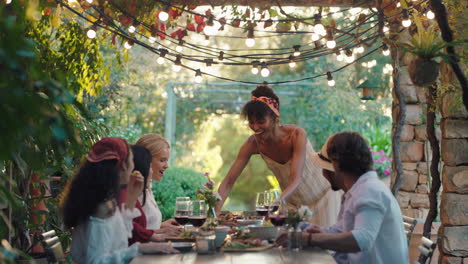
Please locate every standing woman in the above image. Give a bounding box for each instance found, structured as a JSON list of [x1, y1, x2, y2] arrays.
[[60, 137, 177, 264], [216, 85, 341, 226], [135, 133, 181, 234]]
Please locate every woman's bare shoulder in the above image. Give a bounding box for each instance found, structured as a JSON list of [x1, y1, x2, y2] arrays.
[[282, 124, 306, 135]]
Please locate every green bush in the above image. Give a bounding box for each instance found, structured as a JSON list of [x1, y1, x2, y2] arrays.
[[151, 167, 207, 220]]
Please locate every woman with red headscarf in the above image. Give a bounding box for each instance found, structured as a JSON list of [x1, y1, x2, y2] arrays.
[[60, 137, 178, 264]]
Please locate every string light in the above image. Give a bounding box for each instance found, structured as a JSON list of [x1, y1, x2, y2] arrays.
[[402, 9, 412, 27], [194, 69, 203, 83], [124, 40, 134, 49], [314, 40, 323, 50], [382, 44, 390, 56], [335, 50, 344, 62], [426, 10, 435, 20], [148, 35, 156, 44], [86, 25, 97, 39], [311, 33, 320, 41], [288, 55, 296, 68], [6, 0, 12, 4], [293, 45, 301, 56], [86, 0, 93, 3], [260, 62, 270, 77], [326, 30, 336, 49], [176, 40, 184, 52], [203, 58, 213, 74], [251, 61, 260, 75], [245, 28, 255, 47], [313, 15, 326, 36], [203, 15, 218, 36], [172, 55, 182, 72], [128, 25, 136, 33], [157, 49, 167, 64], [354, 45, 365, 54], [383, 26, 389, 33], [159, 8, 169, 22], [218, 51, 224, 64], [345, 49, 355, 63], [327, 72, 335, 87]]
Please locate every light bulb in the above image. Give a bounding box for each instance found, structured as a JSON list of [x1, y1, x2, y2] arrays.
[[203, 25, 218, 36], [149, 36, 156, 43], [172, 64, 181, 72], [6, 0, 12, 3], [128, 25, 136, 33], [328, 79, 335, 86], [345, 55, 355, 63], [294, 51, 301, 56], [245, 38, 255, 47], [289, 61, 296, 68], [159, 11, 169, 21], [383, 26, 389, 33], [157, 57, 164, 64], [176, 45, 183, 52], [355, 46, 364, 53], [311, 34, 320, 41], [326, 40, 336, 49], [402, 19, 411, 27], [251, 67, 259, 75], [314, 23, 325, 35], [87, 28, 96, 39], [426, 10, 435, 20], [195, 75, 203, 83], [383, 49, 390, 56], [337, 54, 344, 62], [124, 41, 133, 49], [86, 0, 93, 3], [260, 67, 270, 77], [293, 45, 301, 56]]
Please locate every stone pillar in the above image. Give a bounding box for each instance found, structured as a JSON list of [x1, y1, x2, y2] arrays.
[[392, 29, 431, 219], [438, 61, 468, 263]]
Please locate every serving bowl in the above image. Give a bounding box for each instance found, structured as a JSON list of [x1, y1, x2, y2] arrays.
[[247, 226, 279, 241]]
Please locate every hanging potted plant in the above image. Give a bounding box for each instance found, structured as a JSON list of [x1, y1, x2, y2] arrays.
[[401, 17, 447, 87]]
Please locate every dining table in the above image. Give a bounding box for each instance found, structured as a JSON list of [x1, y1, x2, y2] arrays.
[[131, 247, 336, 264]]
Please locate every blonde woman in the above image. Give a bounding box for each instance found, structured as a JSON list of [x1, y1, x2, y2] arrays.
[[135, 133, 181, 236]]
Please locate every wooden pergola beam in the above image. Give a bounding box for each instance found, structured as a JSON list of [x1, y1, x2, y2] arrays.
[[173, 0, 376, 8]]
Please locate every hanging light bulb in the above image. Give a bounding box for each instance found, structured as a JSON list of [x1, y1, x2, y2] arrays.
[[326, 30, 336, 49], [383, 26, 389, 33], [260, 62, 270, 77], [251, 61, 260, 75], [245, 28, 255, 47], [203, 59, 213, 74], [149, 36, 156, 44], [382, 44, 390, 56], [124, 40, 134, 49], [327, 72, 335, 87], [402, 9, 411, 27], [172, 55, 182, 72], [176, 40, 184, 53], [157, 49, 167, 64], [426, 10, 435, 20], [313, 14, 326, 36], [345, 49, 354, 63], [293, 45, 301, 56], [86, 0, 93, 3], [218, 51, 224, 64], [195, 69, 203, 83], [314, 40, 323, 50], [288, 55, 296, 68], [6, 0, 12, 4], [335, 50, 344, 62], [203, 15, 218, 36], [86, 25, 97, 39], [159, 8, 169, 22], [128, 25, 136, 33], [355, 46, 365, 54]]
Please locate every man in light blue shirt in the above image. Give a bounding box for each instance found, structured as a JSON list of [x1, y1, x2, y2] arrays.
[[282, 131, 408, 263]]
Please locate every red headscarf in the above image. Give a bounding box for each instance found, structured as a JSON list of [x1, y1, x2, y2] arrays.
[[251, 96, 280, 117], [86, 137, 128, 168]]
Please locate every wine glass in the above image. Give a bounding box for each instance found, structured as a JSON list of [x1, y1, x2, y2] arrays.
[[269, 200, 288, 230], [174, 197, 191, 230], [268, 190, 280, 212], [255, 192, 269, 220], [188, 200, 207, 230]]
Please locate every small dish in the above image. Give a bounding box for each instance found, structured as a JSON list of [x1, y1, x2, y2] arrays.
[[168, 242, 194, 253]]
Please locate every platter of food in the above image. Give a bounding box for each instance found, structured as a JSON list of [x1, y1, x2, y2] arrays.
[[222, 238, 273, 252]]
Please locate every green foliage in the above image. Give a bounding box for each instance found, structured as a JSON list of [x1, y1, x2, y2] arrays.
[[151, 167, 207, 220], [361, 120, 392, 156]]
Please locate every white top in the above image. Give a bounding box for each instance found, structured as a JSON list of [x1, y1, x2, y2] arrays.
[[70, 204, 141, 264], [139, 182, 162, 230], [341, 171, 408, 264], [259, 139, 342, 226]]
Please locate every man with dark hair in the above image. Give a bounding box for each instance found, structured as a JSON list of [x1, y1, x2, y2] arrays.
[[279, 131, 408, 263]]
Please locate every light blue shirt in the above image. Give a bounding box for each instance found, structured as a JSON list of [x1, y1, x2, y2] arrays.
[[342, 171, 408, 264]]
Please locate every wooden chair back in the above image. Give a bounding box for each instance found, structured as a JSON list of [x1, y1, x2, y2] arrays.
[[403, 215, 418, 245], [40, 230, 65, 264], [416, 236, 437, 264]]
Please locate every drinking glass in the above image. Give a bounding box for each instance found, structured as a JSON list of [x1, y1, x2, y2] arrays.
[[188, 200, 207, 230], [174, 197, 191, 230], [255, 192, 269, 220], [268, 190, 281, 212], [269, 200, 288, 228]]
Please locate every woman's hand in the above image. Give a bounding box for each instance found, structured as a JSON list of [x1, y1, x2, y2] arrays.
[[138, 242, 179, 254], [126, 171, 144, 210], [161, 219, 180, 227], [160, 225, 183, 237], [150, 233, 167, 242]]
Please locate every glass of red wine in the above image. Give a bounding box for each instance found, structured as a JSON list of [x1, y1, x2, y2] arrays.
[[188, 200, 207, 230], [255, 192, 269, 221], [269, 200, 288, 230], [174, 197, 191, 230], [266, 190, 280, 212]]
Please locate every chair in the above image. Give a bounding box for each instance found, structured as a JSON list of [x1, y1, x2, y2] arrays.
[[40, 230, 65, 264], [403, 215, 418, 245], [416, 236, 437, 264]]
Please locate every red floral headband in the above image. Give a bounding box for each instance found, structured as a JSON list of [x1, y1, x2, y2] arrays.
[[86, 137, 128, 168], [251, 96, 280, 117]]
